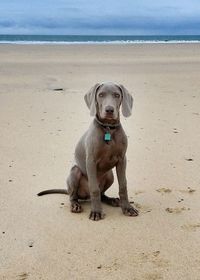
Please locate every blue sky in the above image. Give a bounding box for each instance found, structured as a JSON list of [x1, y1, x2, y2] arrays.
[[0, 0, 200, 35]]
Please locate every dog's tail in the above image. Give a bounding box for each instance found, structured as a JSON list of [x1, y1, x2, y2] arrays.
[[37, 189, 69, 196]]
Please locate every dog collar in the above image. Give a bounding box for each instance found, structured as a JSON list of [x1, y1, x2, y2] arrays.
[[95, 116, 121, 129], [95, 117, 120, 143]]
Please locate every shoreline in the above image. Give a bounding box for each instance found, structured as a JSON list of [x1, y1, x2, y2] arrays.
[[1, 34, 200, 45], [1, 41, 200, 45]]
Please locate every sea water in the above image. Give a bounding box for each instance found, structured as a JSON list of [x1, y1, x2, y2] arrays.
[[0, 35, 200, 44]]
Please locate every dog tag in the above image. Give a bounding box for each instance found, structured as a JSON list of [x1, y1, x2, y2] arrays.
[[104, 132, 111, 141]]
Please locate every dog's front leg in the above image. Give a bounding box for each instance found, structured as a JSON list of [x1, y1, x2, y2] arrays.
[[116, 156, 138, 216], [86, 158, 104, 221]]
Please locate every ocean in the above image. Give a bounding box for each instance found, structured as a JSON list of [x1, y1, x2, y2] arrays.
[[0, 35, 200, 44]]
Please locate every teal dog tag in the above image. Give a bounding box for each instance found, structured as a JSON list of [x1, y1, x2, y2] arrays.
[[104, 132, 111, 141]]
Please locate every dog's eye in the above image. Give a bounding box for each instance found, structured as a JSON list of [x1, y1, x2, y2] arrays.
[[99, 93, 104, 98], [114, 93, 120, 98]]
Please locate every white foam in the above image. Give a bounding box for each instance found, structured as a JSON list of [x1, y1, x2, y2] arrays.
[[0, 40, 200, 45]]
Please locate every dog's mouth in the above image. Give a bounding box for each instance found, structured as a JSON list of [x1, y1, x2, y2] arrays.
[[104, 112, 114, 119], [103, 111, 117, 122], [98, 114, 119, 125]]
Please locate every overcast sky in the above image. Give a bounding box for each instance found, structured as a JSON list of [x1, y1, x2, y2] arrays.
[[0, 0, 200, 35]]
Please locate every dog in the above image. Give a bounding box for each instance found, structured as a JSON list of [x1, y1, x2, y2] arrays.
[[38, 82, 138, 221]]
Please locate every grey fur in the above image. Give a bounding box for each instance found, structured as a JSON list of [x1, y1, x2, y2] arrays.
[[38, 82, 138, 221]]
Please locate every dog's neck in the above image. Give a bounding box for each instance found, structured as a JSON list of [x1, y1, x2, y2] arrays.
[[95, 115, 121, 129]]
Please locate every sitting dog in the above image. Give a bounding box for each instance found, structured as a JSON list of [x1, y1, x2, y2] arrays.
[[38, 82, 138, 221]]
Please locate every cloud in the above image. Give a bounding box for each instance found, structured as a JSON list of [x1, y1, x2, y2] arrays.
[[0, 0, 200, 34], [0, 20, 14, 28]]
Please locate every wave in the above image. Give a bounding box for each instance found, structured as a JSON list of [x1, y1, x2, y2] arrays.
[[1, 35, 200, 44], [1, 40, 200, 45]]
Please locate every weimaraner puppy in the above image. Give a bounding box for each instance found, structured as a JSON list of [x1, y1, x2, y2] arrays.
[[38, 82, 138, 221]]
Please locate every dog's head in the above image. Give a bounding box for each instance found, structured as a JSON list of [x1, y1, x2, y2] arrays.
[[84, 82, 133, 123]]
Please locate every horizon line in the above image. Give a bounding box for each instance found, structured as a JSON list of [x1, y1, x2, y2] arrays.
[[1, 34, 200, 36]]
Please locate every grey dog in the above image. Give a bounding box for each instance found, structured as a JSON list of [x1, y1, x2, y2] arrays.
[[38, 82, 138, 221]]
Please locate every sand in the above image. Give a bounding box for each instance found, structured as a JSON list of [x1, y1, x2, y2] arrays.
[[0, 43, 200, 280]]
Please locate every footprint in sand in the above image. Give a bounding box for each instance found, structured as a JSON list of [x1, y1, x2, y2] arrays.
[[140, 251, 160, 261], [134, 191, 144, 195], [53, 88, 64, 91], [132, 202, 152, 214], [165, 207, 190, 214], [173, 128, 179, 134], [185, 158, 194, 162], [28, 240, 34, 248], [156, 188, 172, 194], [144, 272, 163, 280], [179, 187, 196, 194], [181, 223, 200, 232], [46, 77, 65, 92], [17, 272, 29, 280], [140, 251, 169, 268]]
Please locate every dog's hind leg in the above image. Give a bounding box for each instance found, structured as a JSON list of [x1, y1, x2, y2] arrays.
[[67, 165, 83, 213]]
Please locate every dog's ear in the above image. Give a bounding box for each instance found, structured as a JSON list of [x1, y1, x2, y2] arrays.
[[84, 83, 101, 116], [118, 85, 133, 117]]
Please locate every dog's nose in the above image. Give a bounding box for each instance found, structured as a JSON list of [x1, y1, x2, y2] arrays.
[[105, 106, 114, 114]]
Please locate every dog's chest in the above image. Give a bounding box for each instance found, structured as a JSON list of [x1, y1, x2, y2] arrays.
[[96, 140, 123, 171]]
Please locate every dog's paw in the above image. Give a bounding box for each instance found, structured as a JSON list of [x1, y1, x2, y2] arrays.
[[122, 205, 139, 216], [110, 197, 120, 207], [70, 201, 82, 213], [89, 211, 105, 221], [101, 195, 120, 207]]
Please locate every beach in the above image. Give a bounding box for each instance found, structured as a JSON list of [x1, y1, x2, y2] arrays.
[[0, 43, 200, 279]]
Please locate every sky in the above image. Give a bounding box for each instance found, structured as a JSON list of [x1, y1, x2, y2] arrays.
[[0, 0, 200, 35]]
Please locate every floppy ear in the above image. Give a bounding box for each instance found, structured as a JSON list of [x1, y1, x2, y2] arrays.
[[84, 83, 101, 116], [118, 84, 133, 117]]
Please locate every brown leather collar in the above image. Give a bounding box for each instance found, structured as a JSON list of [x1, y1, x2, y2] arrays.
[[95, 116, 121, 129]]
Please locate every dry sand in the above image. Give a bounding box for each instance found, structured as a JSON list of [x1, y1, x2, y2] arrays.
[[0, 44, 200, 279]]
